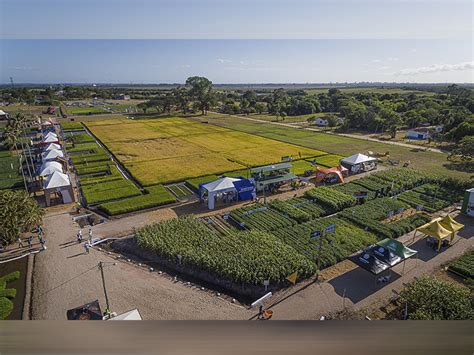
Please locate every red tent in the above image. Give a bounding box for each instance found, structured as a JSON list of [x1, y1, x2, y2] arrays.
[[314, 166, 346, 183]]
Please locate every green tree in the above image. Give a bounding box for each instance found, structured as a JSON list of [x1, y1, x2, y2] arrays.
[[172, 86, 189, 113], [449, 136, 474, 161], [185, 76, 215, 115], [0, 190, 44, 245]]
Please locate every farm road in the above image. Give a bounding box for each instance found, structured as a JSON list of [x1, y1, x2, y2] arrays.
[[213, 113, 444, 154]]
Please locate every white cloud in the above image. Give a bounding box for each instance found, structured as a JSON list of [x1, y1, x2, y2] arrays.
[[217, 58, 231, 64], [372, 59, 381, 63], [396, 61, 474, 76], [180, 64, 191, 69]]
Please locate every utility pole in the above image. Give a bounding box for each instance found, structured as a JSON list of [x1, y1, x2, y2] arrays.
[[98, 261, 111, 317], [10, 77, 14, 88]]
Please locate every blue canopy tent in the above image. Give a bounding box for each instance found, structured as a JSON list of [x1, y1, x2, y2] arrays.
[[199, 177, 256, 210]]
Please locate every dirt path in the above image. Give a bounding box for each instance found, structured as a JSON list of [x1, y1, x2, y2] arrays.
[[31, 207, 252, 320], [216, 113, 445, 154]]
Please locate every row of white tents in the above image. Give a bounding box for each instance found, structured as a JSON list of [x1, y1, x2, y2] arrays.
[[37, 130, 74, 206]]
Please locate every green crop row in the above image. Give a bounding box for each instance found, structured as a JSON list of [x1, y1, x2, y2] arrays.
[[271, 217, 378, 269], [304, 186, 356, 213], [448, 250, 474, 280], [98, 185, 176, 215], [69, 133, 95, 144], [269, 199, 312, 223], [135, 216, 316, 285], [81, 179, 141, 205], [230, 204, 296, 231], [61, 121, 85, 132]]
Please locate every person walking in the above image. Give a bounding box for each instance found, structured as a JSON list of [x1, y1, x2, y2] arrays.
[[17, 237, 24, 248], [77, 230, 83, 243], [37, 224, 43, 237], [28, 236, 33, 248], [39, 235, 46, 251], [88, 227, 93, 244], [84, 241, 90, 254]]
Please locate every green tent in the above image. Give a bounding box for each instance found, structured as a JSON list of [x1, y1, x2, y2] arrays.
[[376, 238, 418, 260]]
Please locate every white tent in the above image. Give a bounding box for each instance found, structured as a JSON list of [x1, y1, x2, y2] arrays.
[[39, 161, 63, 176], [201, 177, 241, 210], [109, 309, 142, 321], [44, 171, 70, 189], [44, 143, 61, 151], [42, 148, 64, 161], [41, 135, 59, 144], [44, 131, 58, 139], [43, 171, 74, 205], [340, 153, 376, 165]]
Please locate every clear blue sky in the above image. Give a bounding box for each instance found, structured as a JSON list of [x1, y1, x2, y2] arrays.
[[0, 0, 472, 83]]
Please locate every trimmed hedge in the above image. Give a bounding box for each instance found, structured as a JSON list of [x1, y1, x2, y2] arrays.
[[0, 271, 19, 320], [97, 185, 176, 215]]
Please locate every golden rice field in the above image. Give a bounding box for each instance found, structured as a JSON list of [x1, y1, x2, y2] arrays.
[[85, 117, 328, 185]]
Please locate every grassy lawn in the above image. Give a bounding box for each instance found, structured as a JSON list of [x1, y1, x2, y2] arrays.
[[0, 152, 24, 190], [201, 113, 471, 180], [65, 106, 110, 115], [241, 112, 327, 123]]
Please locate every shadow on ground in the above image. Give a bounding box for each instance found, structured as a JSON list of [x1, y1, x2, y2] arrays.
[[329, 268, 401, 304]]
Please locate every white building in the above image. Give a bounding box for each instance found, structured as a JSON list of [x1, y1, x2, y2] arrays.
[[314, 117, 329, 127], [406, 129, 430, 140]]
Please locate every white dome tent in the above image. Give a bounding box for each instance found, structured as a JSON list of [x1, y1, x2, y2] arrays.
[[43, 171, 75, 206]]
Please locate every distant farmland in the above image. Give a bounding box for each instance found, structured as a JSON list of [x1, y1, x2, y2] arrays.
[[85, 117, 328, 185]]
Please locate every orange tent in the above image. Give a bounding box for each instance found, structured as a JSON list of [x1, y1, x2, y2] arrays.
[[314, 166, 345, 183]]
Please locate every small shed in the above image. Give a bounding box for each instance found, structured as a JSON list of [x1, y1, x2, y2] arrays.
[[407, 129, 430, 140], [340, 153, 377, 174], [43, 171, 74, 206], [314, 117, 329, 126], [461, 188, 474, 217]]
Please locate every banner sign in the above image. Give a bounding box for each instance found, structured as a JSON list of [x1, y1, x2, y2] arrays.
[[325, 224, 336, 234], [310, 230, 321, 240]]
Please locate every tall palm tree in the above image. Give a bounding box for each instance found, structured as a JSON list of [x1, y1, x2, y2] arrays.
[[3, 113, 33, 192]]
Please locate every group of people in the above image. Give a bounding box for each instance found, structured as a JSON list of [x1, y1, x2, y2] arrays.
[[77, 227, 94, 254], [15, 225, 46, 252]]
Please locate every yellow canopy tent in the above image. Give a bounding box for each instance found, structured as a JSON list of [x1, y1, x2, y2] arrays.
[[439, 215, 464, 234], [413, 218, 453, 251]]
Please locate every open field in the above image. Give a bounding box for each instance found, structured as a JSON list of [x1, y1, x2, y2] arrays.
[[85, 117, 328, 185], [200, 113, 471, 179]]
